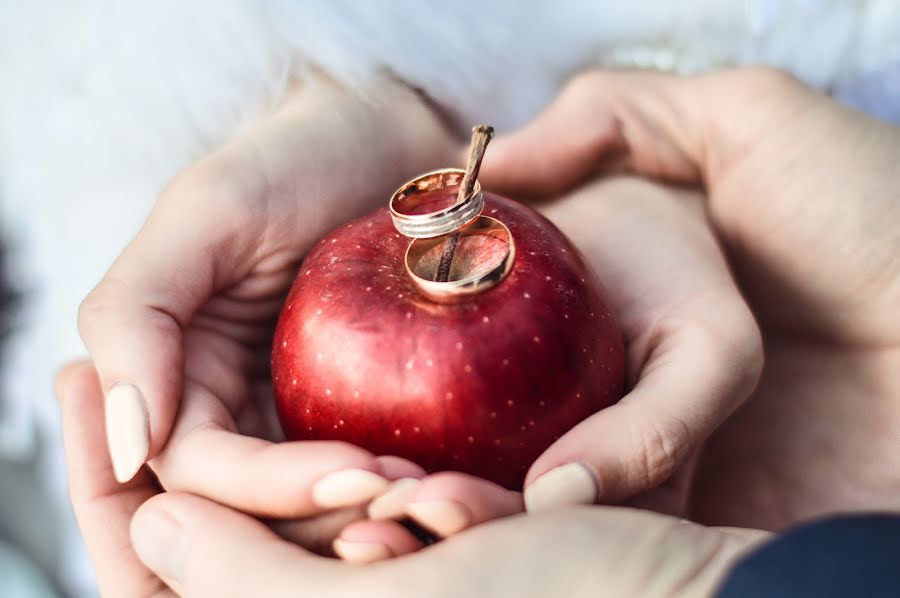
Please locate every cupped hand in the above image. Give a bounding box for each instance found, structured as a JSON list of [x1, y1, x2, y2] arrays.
[[76, 78, 454, 527], [59, 361, 767, 597], [478, 67, 900, 528]]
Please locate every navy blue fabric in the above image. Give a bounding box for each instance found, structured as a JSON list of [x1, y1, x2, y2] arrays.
[[717, 514, 900, 598]]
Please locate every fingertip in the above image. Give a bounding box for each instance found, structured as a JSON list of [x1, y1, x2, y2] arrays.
[[336, 519, 421, 563], [55, 360, 96, 403], [375, 455, 427, 480]]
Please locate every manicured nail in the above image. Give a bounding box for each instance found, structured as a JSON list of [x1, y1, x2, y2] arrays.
[[132, 506, 186, 584], [524, 462, 598, 512], [333, 539, 393, 564], [406, 500, 471, 537], [105, 384, 150, 483], [367, 478, 420, 520], [312, 469, 389, 509]]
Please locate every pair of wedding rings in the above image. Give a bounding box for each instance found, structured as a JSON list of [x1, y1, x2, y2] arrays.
[[389, 169, 515, 303]]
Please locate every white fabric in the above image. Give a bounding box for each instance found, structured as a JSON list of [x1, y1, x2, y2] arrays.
[[1, 1, 898, 594]]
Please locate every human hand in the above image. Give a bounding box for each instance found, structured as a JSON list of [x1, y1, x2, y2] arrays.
[[59, 360, 767, 597], [76, 77, 454, 539], [478, 67, 900, 528]]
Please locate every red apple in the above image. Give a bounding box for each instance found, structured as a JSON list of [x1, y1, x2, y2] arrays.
[[272, 192, 625, 490]]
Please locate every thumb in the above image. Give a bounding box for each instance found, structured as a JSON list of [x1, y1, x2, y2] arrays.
[[131, 493, 349, 598], [78, 168, 257, 483], [478, 67, 804, 199]]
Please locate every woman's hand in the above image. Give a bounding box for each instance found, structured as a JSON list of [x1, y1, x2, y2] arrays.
[[76, 77, 453, 532], [478, 67, 900, 529], [60, 359, 766, 597]]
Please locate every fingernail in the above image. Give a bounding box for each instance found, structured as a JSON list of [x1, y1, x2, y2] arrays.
[[367, 478, 420, 520], [312, 469, 389, 509], [132, 507, 186, 583], [406, 500, 471, 537], [333, 539, 393, 564], [105, 384, 150, 483], [524, 462, 598, 512]]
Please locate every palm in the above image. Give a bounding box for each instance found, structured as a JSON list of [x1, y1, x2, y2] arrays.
[[689, 96, 900, 529]]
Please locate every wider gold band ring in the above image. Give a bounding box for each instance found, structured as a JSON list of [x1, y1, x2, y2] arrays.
[[389, 168, 484, 239], [405, 216, 515, 304]]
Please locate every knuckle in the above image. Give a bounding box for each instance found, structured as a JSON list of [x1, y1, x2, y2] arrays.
[[726, 66, 805, 96], [635, 415, 692, 487]]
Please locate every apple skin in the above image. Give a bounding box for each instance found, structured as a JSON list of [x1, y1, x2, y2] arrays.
[[272, 193, 625, 490]]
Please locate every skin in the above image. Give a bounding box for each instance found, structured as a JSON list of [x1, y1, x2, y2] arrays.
[[477, 67, 900, 530], [64, 67, 900, 593], [59, 361, 767, 598]]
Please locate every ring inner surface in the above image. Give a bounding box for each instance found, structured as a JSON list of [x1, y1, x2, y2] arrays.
[[393, 170, 465, 216], [407, 219, 510, 283]]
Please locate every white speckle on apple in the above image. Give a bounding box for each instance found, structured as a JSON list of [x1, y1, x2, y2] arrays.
[[502, 359, 509, 366], [353, 390, 360, 398], [385, 286, 392, 291], [467, 436, 475, 443], [545, 276, 551, 281], [530, 251, 536, 256], [413, 426, 420, 433], [356, 245, 361, 249], [520, 425, 526, 431], [576, 392, 581, 398], [316, 352, 323, 361], [398, 293, 404, 299], [306, 270, 311, 276], [523, 292, 531, 299], [482, 316, 490, 323], [446, 391, 454, 400], [533, 336, 541, 343], [494, 439, 501, 446], [539, 401, 546, 407], [394, 428, 401, 436], [325, 388, 332, 396], [305, 408, 311, 414], [315, 309, 322, 316], [490, 411, 497, 419], [394, 234, 400, 239], [464, 364, 472, 373], [282, 340, 287, 347], [507, 399, 514, 407], [406, 312, 412, 319], [455, 341, 464, 350], [405, 358, 414, 370], [331, 239, 337, 243], [333, 424, 338, 429], [425, 359, 433, 367], [528, 420, 535, 427], [590, 312, 595, 317], [590, 359, 595, 365], [564, 314, 569, 319], [366, 287, 372, 292], [292, 379, 297, 386]]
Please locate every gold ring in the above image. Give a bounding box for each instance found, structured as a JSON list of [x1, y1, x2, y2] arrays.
[[404, 216, 515, 303], [389, 168, 484, 239]]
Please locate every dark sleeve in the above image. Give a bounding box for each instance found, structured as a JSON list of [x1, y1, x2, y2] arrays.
[[716, 513, 900, 598]]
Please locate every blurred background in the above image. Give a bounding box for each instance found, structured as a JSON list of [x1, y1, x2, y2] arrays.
[[2, 1, 899, 596]]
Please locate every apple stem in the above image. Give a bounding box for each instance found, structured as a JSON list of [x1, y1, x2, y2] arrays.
[[434, 125, 494, 283]]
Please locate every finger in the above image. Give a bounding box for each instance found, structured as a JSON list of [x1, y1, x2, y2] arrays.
[[150, 383, 389, 518], [523, 177, 762, 511], [404, 472, 524, 537], [478, 81, 626, 198], [131, 493, 351, 598], [76, 164, 264, 483], [524, 320, 759, 510], [267, 457, 426, 553], [335, 519, 423, 563], [59, 360, 171, 598]]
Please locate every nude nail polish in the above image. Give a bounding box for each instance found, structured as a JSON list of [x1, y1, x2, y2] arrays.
[[524, 462, 598, 512], [367, 478, 420, 520], [105, 384, 150, 483], [312, 469, 389, 509], [406, 500, 471, 537]]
